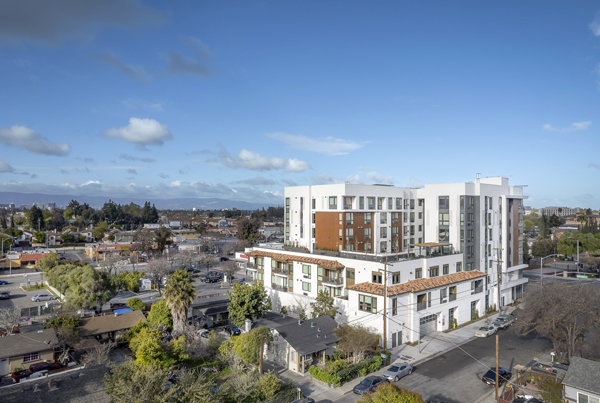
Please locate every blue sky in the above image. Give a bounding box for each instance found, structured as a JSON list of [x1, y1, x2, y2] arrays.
[[0, 1, 599, 208]]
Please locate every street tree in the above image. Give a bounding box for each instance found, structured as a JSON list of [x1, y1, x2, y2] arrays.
[[221, 261, 237, 283], [154, 226, 171, 256], [132, 228, 155, 258], [360, 382, 424, 403], [310, 290, 338, 319], [101, 253, 128, 276], [197, 253, 215, 272], [335, 324, 380, 363], [514, 281, 600, 362], [226, 281, 271, 327], [0, 307, 21, 333], [127, 298, 146, 311], [163, 269, 196, 335], [104, 360, 175, 403], [144, 259, 171, 296]]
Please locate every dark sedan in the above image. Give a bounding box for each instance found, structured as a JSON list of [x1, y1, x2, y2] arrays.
[[203, 276, 220, 283], [0, 280, 8, 285], [353, 376, 385, 395], [481, 367, 512, 386], [224, 325, 241, 336]]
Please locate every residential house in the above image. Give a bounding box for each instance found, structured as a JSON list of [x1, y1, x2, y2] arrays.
[[78, 310, 146, 341], [562, 357, 600, 402], [0, 328, 59, 376]]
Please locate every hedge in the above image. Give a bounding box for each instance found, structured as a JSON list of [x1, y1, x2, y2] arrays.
[[335, 356, 383, 383], [309, 366, 341, 386]]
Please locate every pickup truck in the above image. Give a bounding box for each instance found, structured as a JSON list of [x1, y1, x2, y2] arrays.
[[11, 362, 63, 383]]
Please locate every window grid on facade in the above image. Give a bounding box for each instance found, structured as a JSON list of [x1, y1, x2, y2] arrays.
[[23, 352, 40, 363], [359, 294, 377, 313]]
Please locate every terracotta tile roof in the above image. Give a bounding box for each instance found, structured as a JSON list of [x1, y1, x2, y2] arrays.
[[347, 270, 487, 296], [246, 250, 345, 270]]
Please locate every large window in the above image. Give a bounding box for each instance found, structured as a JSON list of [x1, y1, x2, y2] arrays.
[[364, 227, 372, 239], [372, 272, 382, 284], [392, 227, 399, 237], [368, 197, 375, 210], [429, 266, 439, 277], [392, 273, 400, 284], [388, 197, 393, 210], [577, 393, 599, 403], [443, 264, 449, 275], [364, 212, 372, 224], [359, 294, 377, 313], [439, 196, 449, 210], [302, 282, 311, 292], [329, 196, 337, 210], [364, 242, 372, 252], [380, 212, 387, 224], [380, 241, 387, 253], [339, 213, 342, 225], [392, 298, 398, 316], [415, 268, 422, 279], [346, 212, 354, 225], [396, 198, 402, 209], [439, 213, 449, 226], [302, 264, 311, 278], [23, 352, 40, 363], [456, 262, 462, 272], [380, 227, 387, 238], [359, 197, 364, 209], [392, 212, 399, 223]]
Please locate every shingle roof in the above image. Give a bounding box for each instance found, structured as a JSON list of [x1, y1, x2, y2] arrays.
[[562, 357, 600, 396], [275, 316, 340, 356], [347, 271, 487, 296], [0, 328, 59, 359], [246, 251, 345, 270], [79, 310, 146, 337]]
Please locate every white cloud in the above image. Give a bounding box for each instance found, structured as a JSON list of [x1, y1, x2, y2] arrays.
[[543, 121, 591, 133], [268, 132, 366, 156], [0, 159, 14, 173], [311, 173, 338, 185], [0, 125, 70, 156], [232, 177, 279, 186], [105, 118, 173, 149], [95, 52, 149, 81], [590, 11, 600, 36], [220, 149, 311, 172], [119, 154, 156, 163]]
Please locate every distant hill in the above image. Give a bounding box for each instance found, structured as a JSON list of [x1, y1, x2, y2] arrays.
[[0, 191, 277, 210]]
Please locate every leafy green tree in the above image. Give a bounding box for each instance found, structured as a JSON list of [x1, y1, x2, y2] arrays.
[[27, 206, 45, 230], [127, 298, 146, 311], [163, 269, 196, 335], [141, 202, 159, 224], [130, 328, 166, 365], [154, 226, 171, 256], [548, 214, 563, 230], [104, 360, 175, 403], [118, 271, 145, 292], [146, 299, 173, 330], [360, 382, 424, 403], [227, 282, 271, 327], [61, 232, 75, 243], [523, 219, 535, 232], [33, 231, 46, 244], [93, 221, 110, 240], [231, 326, 273, 365], [126, 320, 149, 341], [171, 369, 218, 403], [523, 236, 531, 263], [537, 377, 564, 403], [253, 371, 282, 401], [531, 238, 557, 258], [335, 324, 379, 363], [237, 217, 262, 245], [310, 290, 338, 319]]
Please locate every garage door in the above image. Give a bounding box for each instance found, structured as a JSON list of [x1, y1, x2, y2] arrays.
[[419, 314, 437, 338]]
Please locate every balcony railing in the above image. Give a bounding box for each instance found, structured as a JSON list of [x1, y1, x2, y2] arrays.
[[417, 302, 427, 311], [346, 236, 354, 241], [473, 286, 483, 294], [246, 263, 257, 270], [449, 294, 457, 302], [271, 284, 288, 292], [272, 267, 290, 276], [322, 276, 344, 286], [344, 204, 352, 210]]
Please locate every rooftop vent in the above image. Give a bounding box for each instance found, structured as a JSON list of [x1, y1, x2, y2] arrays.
[[317, 334, 320, 338], [298, 320, 302, 325], [318, 327, 321, 332], [311, 322, 314, 328]]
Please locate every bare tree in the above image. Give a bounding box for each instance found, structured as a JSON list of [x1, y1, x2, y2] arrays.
[[177, 250, 195, 269], [514, 281, 600, 363], [580, 254, 600, 272], [144, 259, 171, 295], [335, 324, 380, 363], [131, 228, 155, 258], [221, 261, 237, 283], [81, 340, 115, 367], [0, 307, 21, 334], [101, 253, 128, 276], [292, 296, 312, 320], [197, 253, 215, 273]]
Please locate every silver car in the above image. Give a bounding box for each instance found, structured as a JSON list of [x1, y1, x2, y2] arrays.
[[382, 363, 413, 382], [31, 294, 56, 302]]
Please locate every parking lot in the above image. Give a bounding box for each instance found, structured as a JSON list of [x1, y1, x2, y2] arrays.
[[0, 273, 60, 319]]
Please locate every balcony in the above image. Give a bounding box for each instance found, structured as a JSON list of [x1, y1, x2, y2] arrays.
[[246, 263, 257, 271], [473, 286, 483, 294], [322, 276, 344, 286], [271, 284, 288, 292], [272, 267, 290, 276], [344, 204, 352, 210], [346, 236, 354, 241], [380, 220, 387, 224], [417, 301, 427, 311], [449, 294, 457, 302]]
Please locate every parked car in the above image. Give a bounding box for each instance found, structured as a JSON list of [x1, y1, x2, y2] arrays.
[[382, 363, 413, 382], [0, 280, 9, 285], [531, 361, 568, 375], [12, 369, 33, 383], [475, 325, 498, 338], [224, 325, 241, 336], [31, 294, 56, 302], [219, 257, 229, 262], [481, 367, 512, 386], [497, 315, 514, 326], [29, 362, 63, 373], [492, 318, 511, 330], [197, 329, 210, 339], [353, 376, 385, 394], [203, 276, 220, 283], [0, 290, 10, 299]]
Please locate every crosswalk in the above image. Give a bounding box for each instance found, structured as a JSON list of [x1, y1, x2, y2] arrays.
[[0, 286, 21, 291]]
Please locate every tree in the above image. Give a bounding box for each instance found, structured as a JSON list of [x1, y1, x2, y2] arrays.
[[0, 306, 21, 333], [523, 236, 531, 263], [360, 382, 424, 403], [132, 228, 155, 257], [104, 360, 175, 403], [171, 369, 218, 403], [523, 219, 535, 232], [514, 281, 600, 362], [33, 231, 46, 244], [231, 326, 273, 365], [335, 324, 379, 363], [146, 299, 173, 330], [81, 340, 115, 367], [221, 261, 237, 283], [144, 259, 171, 296], [101, 254, 128, 276], [39, 252, 58, 272], [226, 282, 271, 327], [237, 217, 262, 245], [154, 226, 171, 256], [253, 370, 282, 401], [27, 206, 45, 230], [61, 232, 75, 243], [127, 298, 146, 311], [310, 290, 338, 319], [130, 328, 168, 365], [93, 221, 110, 240], [197, 253, 215, 272], [141, 202, 159, 224], [531, 238, 557, 258], [163, 269, 196, 335], [60, 264, 119, 310]]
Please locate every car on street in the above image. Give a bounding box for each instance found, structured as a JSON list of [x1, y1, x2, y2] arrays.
[[0, 290, 10, 299], [219, 257, 229, 262], [12, 369, 33, 383], [495, 315, 514, 327], [475, 325, 498, 338], [481, 367, 512, 386], [0, 280, 9, 285], [382, 363, 413, 382], [31, 294, 56, 302], [353, 376, 386, 395], [492, 318, 511, 330], [224, 325, 241, 336]]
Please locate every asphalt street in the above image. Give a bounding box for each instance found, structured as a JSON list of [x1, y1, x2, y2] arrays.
[[334, 325, 552, 403]]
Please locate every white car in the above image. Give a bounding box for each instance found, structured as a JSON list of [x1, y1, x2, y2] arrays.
[[31, 294, 56, 302], [475, 325, 498, 338]]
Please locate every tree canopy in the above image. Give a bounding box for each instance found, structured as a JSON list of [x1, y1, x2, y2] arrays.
[[310, 290, 338, 319], [360, 382, 424, 403], [163, 270, 196, 335], [226, 282, 271, 327]]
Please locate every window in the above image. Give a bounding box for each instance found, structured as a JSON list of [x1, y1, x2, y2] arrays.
[[345, 228, 354, 240], [364, 242, 372, 252], [312, 213, 315, 224], [392, 273, 400, 284], [392, 212, 399, 223], [410, 199, 415, 209], [359, 197, 364, 209], [346, 212, 354, 225], [312, 198, 316, 209], [285, 197, 290, 208], [317, 267, 323, 281], [381, 212, 387, 224], [392, 298, 398, 315], [456, 262, 462, 272], [460, 229, 464, 243], [359, 294, 377, 313], [388, 197, 393, 210], [372, 272, 382, 284], [466, 262, 474, 271], [440, 288, 447, 303], [257, 258, 264, 270], [339, 213, 343, 225], [468, 213, 474, 225], [346, 244, 354, 251], [302, 264, 311, 278], [410, 212, 415, 222], [347, 269, 355, 279], [338, 228, 342, 241], [443, 264, 449, 275], [469, 197, 474, 207], [460, 213, 464, 226], [418, 225, 422, 232], [291, 351, 296, 362], [468, 229, 474, 240], [392, 226, 399, 237], [380, 241, 388, 253], [368, 197, 375, 210], [578, 392, 600, 403], [364, 212, 372, 224], [392, 239, 399, 251], [429, 266, 439, 277], [439, 229, 449, 242], [302, 282, 311, 292], [489, 228, 492, 240], [418, 212, 422, 219], [380, 227, 387, 238], [329, 196, 337, 209], [415, 268, 422, 279], [364, 227, 372, 239], [439, 196, 449, 209], [396, 198, 402, 209], [22, 352, 40, 363], [312, 228, 315, 238], [439, 213, 449, 226], [419, 199, 424, 207]]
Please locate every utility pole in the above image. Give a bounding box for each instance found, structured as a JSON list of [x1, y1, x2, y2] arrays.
[[495, 334, 499, 401], [259, 334, 264, 374]]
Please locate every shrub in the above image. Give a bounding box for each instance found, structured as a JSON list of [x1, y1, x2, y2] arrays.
[[44, 316, 80, 330], [471, 311, 480, 321], [127, 298, 146, 311], [326, 359, 349, 374], [335, 356, 382, 383], [309, 366, 341, 386]]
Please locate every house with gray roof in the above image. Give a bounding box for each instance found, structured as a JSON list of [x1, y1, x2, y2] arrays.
[[264, 315, 340, 375], [562, 357, 600, 402], [0, 328, 59, 376]]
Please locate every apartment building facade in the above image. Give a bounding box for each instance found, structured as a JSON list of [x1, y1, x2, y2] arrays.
[[244, 176, 527, 349], [539, 206, 580, 217]]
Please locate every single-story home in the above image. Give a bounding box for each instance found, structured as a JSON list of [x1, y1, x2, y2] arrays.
[[562, 357, 600, 402], [78, 310, 146, 341], [0, 328, 59, 376]]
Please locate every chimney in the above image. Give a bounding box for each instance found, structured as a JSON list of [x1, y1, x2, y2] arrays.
[[244, 319, 251, 333]]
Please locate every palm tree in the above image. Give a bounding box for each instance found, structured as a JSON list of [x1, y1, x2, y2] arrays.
[[577, 215, 587, 228], [163, 269, 196, 335]]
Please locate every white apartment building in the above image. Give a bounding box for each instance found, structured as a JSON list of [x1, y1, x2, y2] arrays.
[[244, 176, 528, 349], [539, 206, 580, 217]]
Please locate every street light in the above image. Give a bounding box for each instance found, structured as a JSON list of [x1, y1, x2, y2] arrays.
[[540, 254, 557, 288]]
